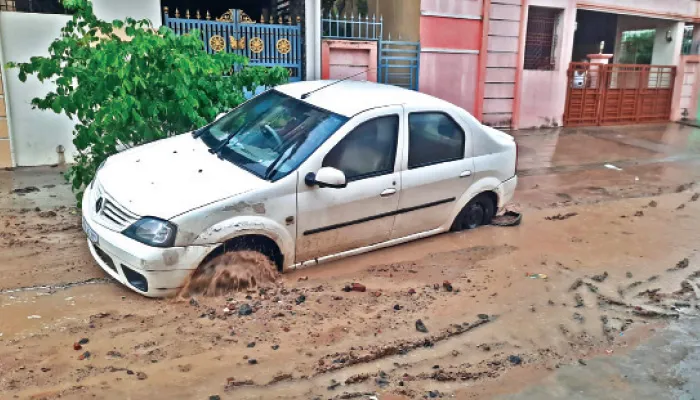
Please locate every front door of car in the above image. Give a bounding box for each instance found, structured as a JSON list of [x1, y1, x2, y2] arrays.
[[391, 110, 475, 239], [295, 106, 405, 263]]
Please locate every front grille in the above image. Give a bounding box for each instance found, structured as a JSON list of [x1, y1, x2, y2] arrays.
[[92, 183, 140, 231], [100, 198, 139, 229], [94, 246, 117, 272]]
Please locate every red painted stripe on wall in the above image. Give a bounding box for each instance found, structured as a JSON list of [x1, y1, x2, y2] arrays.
[[420, 16, 482, 50]]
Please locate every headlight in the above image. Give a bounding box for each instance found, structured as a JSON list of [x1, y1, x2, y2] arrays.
[[123, 217, 177, 247]]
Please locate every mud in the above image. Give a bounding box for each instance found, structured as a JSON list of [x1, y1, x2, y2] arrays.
[[178, 251, 279, 298], [0, 190, 699, 399]]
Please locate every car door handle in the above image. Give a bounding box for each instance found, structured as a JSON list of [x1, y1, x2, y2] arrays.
[[380, 188, 397, 197], [460, 170, 472, 178]]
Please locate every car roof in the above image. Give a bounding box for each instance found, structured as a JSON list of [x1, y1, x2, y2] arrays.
[[275, 80, 455, 117]]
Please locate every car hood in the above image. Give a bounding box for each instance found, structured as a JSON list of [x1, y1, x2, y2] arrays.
[[96, 133, 267, 220]]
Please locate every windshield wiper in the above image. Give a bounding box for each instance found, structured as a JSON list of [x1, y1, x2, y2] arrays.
[[208, 122, 253, 158]]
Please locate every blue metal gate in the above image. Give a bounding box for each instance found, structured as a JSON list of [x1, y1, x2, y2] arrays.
[[321, 14, 420, 90], [379, 40, 420, 91], [163, 8, 304, 82]]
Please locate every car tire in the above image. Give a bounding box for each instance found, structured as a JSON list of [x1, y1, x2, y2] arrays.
[[180, 249, 278, 297], [452, 193, 496, 231]]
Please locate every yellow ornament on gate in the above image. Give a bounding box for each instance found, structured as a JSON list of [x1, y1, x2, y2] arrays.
[[229, 36, 246, 50], [249, 37, 264, 54], [276, 38, 291, 55], [209, 35, 225, 52]]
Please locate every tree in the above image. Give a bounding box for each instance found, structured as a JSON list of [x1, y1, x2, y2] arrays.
[[8, 0, 288, 201], [322, 0, 368, 16], [619, 30, 654, 64]]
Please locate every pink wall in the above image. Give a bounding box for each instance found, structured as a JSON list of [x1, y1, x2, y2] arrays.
[[420, 16, 482, 50], [516, 0, 576, 129], [420, 52, 479, 113], [321, 40, 378, 82], [672, 55, 700, 121], [418, 0, 483, 115], [421, 0, 482, 16]]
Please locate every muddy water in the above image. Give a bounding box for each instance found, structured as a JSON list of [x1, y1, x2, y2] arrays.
[[178, 251, 279, 298], [1, 191, 700, 399]]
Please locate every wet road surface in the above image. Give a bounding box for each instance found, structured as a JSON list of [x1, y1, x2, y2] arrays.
[[1, 123, 700, 399]]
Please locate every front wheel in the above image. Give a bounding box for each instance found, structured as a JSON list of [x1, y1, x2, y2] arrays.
[[179, 250, 278, 297], [452, 193, 496, 231]]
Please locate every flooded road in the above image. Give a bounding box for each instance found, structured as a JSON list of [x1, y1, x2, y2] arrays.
[[1, 123, 700, 399]]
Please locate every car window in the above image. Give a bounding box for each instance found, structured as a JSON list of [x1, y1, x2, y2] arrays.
[[408, 112, 465, 169], [322, 115, 399, 182]]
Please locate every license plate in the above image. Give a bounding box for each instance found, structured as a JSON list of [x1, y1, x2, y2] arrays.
[[82, 217, 99, 245]]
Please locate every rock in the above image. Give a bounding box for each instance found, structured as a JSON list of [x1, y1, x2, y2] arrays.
[[238, 304, 253, 316], [691, 193, 699, 202], [634, 211, 644, 217], [428, 390, 440, 398], [73, 343, 82, 351], [298, 276, 309, 281], [452, 350, 460, 357], [573, 312, 585, 323], [574, 293, 585, 308], [371, 291, 382, 297], [508, 355, 522, 365], [590, 272, 608, 283], [209, 396, 221, 400], [78, 351, 91, 360], [648, 200, 657, 208], [272, 345, 279, 350], [626, 272, 633, 278], [136, 371, 148, 380], [408, 288, 416, 295], [578, 359, 587, 366], [189, 298, 199, 307], [247, 342, 256, 348], [669, 258, 689, 271], [351, 283, 366, 292], [545, 212, 578, 221], [39, 211, 57, 218], [295, 295, 306, 305], [393, 304, 402, 311], [478, 314, 489, 320], [78, 338, 89, 345], [247, 359, 258, 365], [443, 281, 453, 292], [415, 319, 428, 333], [677, 204, 686, 210]]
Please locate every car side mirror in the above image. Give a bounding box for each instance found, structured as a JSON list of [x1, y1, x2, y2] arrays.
[[305, 167, 347, 189], [215, 112, 227, 121]]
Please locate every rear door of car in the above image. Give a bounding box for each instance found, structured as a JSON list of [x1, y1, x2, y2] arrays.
[[391, 107, 475, 239]]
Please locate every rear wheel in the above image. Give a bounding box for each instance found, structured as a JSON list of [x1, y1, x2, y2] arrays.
[[452, 193, 496, 231]]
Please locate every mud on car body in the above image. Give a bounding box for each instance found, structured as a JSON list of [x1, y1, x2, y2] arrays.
[[82, 80, 517, 297]]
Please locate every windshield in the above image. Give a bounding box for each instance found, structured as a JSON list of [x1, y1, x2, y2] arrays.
[[199, 91, 348, 180]]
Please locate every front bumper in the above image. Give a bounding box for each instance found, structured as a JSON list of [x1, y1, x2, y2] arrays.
[[82, 185, 216, 298]]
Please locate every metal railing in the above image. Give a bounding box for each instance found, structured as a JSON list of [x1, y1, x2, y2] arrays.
[[322, 13, 383, 41]]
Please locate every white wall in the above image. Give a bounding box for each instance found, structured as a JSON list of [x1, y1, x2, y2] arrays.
[[0, 12, 76, 167], [651, 21, 684, 66], [0, 0, 162, 167], [93, 0, 162, 27]]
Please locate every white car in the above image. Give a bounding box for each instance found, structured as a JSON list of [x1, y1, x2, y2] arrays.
[[82, 81, 517, 297]]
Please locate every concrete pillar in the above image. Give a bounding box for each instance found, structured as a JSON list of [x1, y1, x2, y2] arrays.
[[305, 0, 321, 80], [651, 21, 684, 66], [691, 23, 700, 55]]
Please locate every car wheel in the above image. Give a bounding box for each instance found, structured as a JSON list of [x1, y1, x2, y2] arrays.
[[179, 250, 278, 297], [452, 193, 496, 231]]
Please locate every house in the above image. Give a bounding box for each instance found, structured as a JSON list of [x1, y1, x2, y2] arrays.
[[372, 0, 700, 130]]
